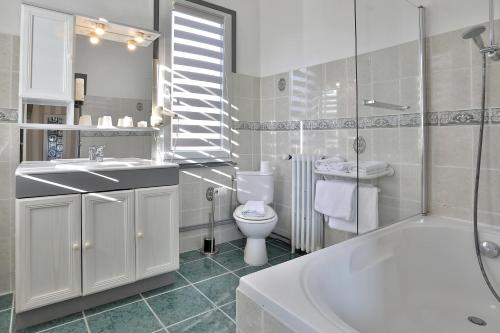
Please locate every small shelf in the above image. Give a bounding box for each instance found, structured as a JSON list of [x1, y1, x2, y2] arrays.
[[18, 123, 160, 132], [314, 166, 395, 180]]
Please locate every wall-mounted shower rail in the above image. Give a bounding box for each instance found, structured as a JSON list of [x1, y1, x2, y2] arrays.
[[363, 99, 410, 111]]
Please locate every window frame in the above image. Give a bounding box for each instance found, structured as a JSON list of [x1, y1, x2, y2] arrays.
[[169, 0, 235, 162]]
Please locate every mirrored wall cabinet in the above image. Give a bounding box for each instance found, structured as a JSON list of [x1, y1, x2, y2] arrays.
[[18, 4, 160, 132]]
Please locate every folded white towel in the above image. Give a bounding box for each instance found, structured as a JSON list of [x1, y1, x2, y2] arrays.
[[315, 156, 354, 173], [314, 180, 356, 221], [327, 185, 379, 233], [349, 161, 389, 174], [242, 200, 265, 217]]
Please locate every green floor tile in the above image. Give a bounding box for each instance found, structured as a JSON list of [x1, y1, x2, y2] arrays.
[[229, 238, 246, 249], [86, 300, 161, 333], [269, 253, 303, 265], [266, 238, 290, 250], [142, 272, 189, 298], [168, 309, 235, 333], [0, 294, 12, 311], [212, 249, 247, 271], [233, 264, 271, 277], [84, 295, 142, 316], [0, 310, 11, 333], [17, 312, 83, 333], [147, 286, 213, 327], [218, 242, 239, 253], [266, 244, 290, 259], [195, 273, 240, 306], [220, 302, 236, 321], [179, 258, 228, 283], [42, 320, 87, 333], [180, 250, 207, 264]]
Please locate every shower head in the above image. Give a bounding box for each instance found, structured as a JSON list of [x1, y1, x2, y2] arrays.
[[462, 25, 486, 50]]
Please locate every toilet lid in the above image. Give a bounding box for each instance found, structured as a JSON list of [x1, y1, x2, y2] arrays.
[[234, 205, 276, 221]]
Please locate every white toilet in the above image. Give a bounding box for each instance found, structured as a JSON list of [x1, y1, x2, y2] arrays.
[[233, 170, 278, 266]]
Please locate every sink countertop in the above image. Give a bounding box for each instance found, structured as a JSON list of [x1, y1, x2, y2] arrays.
[[16, 158, 178, 175]]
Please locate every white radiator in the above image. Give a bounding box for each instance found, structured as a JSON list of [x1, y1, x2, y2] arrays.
[[291, 155, 323, 253]]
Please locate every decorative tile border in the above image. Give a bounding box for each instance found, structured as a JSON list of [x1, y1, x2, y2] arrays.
[[0, 108, 18, 122], [233, 109, 499, 131], [80, 131, 152, 137]]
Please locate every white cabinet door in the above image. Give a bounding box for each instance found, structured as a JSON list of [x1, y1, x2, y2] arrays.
[[135, 186, 179, 279], [20, 5, 74, 103], [15, 194, 81, 312], [82, 191, 135, 295]]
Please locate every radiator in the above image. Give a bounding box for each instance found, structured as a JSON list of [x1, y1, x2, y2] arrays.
[[291, 155, 323, 253]]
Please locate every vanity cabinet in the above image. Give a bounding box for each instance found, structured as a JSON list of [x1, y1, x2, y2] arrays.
[[15, 184, 179, 312], [82, 190, 136, 295], [135, 186, 179, 279], [15, 195, 82, 312], [19, 5, 74, 105]]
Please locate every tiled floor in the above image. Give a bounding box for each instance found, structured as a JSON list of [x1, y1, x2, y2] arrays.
[[0, 238, 304, 333]]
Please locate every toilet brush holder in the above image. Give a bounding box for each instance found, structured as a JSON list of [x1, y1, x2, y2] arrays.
[[200, 188, 219, 256]]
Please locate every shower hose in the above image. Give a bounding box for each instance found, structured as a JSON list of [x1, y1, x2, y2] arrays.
[[474, 53, 500, 302]]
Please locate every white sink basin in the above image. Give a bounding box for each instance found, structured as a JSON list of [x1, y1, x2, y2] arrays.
[[16, 158, 178, 175]]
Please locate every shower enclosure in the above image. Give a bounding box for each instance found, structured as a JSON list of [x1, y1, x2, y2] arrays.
[[354, 0, 425, 235]]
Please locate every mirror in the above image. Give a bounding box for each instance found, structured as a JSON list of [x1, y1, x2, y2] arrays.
[[75, 35, 153, 159], [23, 15, 157, 161]]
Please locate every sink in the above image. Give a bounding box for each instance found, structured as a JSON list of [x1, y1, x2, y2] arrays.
[[17, 158, 177, 174], [16, 158, 179, 198]]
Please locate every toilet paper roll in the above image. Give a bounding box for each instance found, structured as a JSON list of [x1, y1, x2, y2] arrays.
[[260, 161, 272, 174]]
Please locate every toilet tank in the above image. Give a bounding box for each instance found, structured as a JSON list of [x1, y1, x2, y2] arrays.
[[236, 171, 274, 204]]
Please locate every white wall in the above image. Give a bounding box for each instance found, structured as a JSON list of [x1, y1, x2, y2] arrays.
[[258, 0, 500, 77]]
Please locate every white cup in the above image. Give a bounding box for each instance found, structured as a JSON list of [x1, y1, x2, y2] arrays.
[[79, 115, 92, 126], [97, 117, 103, 127], [100, 116, 113, 128], [137, 121, 148, 128], [117, 118, 124, 127], [123, 116, 133, 127]]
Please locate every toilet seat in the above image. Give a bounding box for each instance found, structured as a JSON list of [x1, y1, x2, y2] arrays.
[[234, 205, 276, 223]]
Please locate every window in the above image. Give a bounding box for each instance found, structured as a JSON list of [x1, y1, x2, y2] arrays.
[[170, 2, 233, 161]]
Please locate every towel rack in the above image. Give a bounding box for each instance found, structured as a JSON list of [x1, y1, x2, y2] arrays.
[[363, 99, 410, 111], [314, 166, 395, 180]]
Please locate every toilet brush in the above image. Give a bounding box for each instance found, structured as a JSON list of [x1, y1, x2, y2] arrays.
[[200, 187, 219, 255]]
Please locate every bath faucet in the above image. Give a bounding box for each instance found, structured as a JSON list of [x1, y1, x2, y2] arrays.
[[88, 145, 105, 162]]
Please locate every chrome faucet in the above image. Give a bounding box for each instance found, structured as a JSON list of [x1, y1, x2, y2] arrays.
[[88, 145, 105, 162]]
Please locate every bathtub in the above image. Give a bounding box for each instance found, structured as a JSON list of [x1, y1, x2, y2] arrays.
[[237, 215, 500, 332]]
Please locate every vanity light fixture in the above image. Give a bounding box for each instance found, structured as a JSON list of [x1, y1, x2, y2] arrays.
[[127, 39, 137, 51], [94, 23, 106, 36], [89, 32, 100, 45], [134, 32, 145, 44]]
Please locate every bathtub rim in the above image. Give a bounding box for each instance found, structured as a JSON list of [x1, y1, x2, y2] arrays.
[[237, 214, 500, 333]]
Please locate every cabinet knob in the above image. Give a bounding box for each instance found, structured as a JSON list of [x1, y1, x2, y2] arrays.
[[84, 241, 91, 249], [137, 232, 144, 238], [72, 243, 80, 250]]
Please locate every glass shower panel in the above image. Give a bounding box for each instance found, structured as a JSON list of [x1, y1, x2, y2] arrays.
[[355, 0, 422, 234]]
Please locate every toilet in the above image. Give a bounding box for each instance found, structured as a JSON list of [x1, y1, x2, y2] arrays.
[[233, 169, 278, 266]]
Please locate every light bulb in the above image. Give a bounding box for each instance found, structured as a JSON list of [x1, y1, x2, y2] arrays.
[[89, 32, 100, 45], [95, 23, 106, 36], [134, 32, 145, 44], [127, 40, 137, 51]]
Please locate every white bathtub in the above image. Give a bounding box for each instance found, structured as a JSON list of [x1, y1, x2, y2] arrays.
[[238, 215, 500, 332]]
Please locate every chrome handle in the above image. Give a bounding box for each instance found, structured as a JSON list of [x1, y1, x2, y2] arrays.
[[84, 241, 91, 249], [137, 232, 144, 238], [480, 241, 500, 258], [72, 243, 80, 250]]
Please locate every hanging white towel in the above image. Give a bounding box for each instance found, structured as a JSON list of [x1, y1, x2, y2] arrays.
[[327, 185, 379, 233], [314, 180, 357, 221], [242, 200, 265, 217]]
